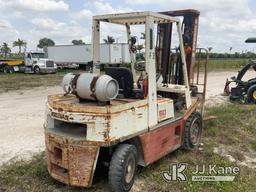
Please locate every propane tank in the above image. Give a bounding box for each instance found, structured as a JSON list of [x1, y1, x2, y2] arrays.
[[62, 73, 75, 93], [62, 73, 119, 102]]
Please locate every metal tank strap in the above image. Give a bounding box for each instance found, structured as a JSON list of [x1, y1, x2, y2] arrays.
[[90, 76, 99, 100], [71, 73, 80, 97]]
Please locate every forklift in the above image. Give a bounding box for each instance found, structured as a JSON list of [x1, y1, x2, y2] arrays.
[[224, 37, 256, 103], [44, 10, 207, 192]]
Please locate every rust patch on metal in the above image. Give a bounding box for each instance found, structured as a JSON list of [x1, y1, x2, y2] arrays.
[[48, 94, 147, 115], [57, 107, 64, 112], [45, 131, 99, 187], [68, 145, 98, 187], [51, 111, 69, 121], [103, 115, 111, 142]]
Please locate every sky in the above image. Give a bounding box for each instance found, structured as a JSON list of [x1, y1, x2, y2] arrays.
[[0, 0, 256, 53]]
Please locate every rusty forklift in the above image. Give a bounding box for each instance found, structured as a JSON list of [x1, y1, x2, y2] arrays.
[[44, 10, 208, 192]]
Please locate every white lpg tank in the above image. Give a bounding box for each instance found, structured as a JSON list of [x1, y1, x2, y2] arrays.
[[62, 73, 119, 102]]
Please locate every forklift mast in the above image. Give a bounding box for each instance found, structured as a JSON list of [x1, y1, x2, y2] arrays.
[[157, 9, 200, 85]]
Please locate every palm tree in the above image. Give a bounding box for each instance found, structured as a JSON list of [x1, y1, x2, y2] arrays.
[[13, 38, 26, 53], [103, 36, 115, 44], [0, 43, 11, 57]]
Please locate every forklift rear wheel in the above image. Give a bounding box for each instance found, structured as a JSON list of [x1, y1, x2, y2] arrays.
[[34, 66, 40, 74], [182, 111, 202, 150], [109, 144, 137, 192], [247, 85, 256, 103]]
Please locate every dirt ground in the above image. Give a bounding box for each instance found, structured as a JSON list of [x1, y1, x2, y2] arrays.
[[0, 70, 255, 166], [0, 86, 61, 165]]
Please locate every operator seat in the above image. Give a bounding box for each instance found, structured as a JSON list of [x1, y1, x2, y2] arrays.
[[105, 67, 143, 99]]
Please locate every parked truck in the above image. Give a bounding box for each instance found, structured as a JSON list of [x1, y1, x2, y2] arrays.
[[0, 51, 57, 74], [47, 43, 131, 68]]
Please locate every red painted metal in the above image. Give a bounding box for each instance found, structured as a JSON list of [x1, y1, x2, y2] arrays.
[[139, 120, 182, 165], [160, 9, 200, 85], [139, 99, 200, 165]]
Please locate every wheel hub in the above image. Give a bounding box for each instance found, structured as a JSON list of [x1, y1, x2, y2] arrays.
[[253, 90, 256, 100], [125, 157, 135, 184]]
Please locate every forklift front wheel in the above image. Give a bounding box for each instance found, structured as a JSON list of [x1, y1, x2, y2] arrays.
[[182, 111, 203, 150], [247, 85, 256, 103], [109, 144, 137, 192]]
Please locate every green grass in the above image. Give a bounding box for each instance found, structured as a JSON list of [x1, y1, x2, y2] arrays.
[[0, 69, 85, 93], [0, 153, 93, 192], [139, 104, 256, 192], [207, 58, 249, 71], [0, 104, 256, 192]]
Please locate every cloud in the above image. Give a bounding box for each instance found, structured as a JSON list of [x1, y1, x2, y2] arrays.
[[126, 0, 252, 18], [31, 18, 66, 31], [27, 17, 89, 48], [71, 1, 133, 20], [0, 19, 20, 47], [93, 1, 133, 14], [0, 0, 254, 52], [124, 0, 255, 52], [0, 0, 69, 12], [239, 19, 256, 32], [0, 0, 71, 50], [0, 20, 12, 29], [71, 9, 93, 20], [69, 1, 135, 44]]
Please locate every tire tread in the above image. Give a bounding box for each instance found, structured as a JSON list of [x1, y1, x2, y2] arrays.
[[109, 144, 137, 192], [183, 111, 202, 150]]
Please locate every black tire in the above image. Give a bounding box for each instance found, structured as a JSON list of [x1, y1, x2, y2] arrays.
[[247, 84, 256, 103], [9, 66, 14, 73], [3, 66, 8, 73], [109, 144, 137, 192], [34, 66, 40, 74], [182, 111, 203, 150], [3, 66, 14, 73]]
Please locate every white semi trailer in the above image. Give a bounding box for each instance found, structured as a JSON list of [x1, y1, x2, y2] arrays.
[[47, 43, 131, 68]]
